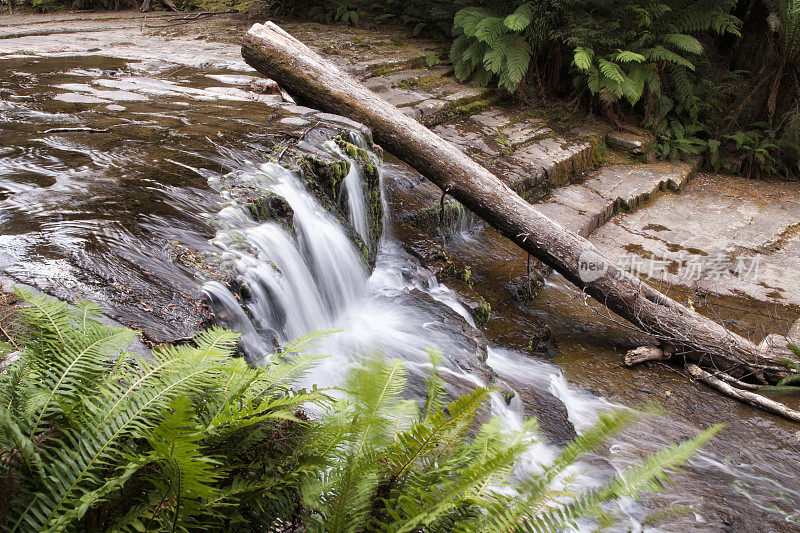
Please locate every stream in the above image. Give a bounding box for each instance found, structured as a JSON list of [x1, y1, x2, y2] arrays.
[[2, 54, 799, 532]]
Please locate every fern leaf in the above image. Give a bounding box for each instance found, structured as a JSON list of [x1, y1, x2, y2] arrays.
[[474, 17, 505, 45], [573, 46, 594, 71], [614, 49, 646, 63], [503, 2, 534, 31], [498, 36, 531, 92], [661, 33, 704, 54], [453, 7, 490, 37], [598, 58, 626, 84]]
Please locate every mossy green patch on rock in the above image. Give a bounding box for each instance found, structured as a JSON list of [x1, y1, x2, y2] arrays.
[[245, 193, 294, 228], [446, 277, 492, 330], [400, 199, 469, 238], [334, 135, 384, 261], [473, 300, 491, 329], [547, 136, 606, 188], [300, 154, 350, 209], [397, 73, 450, 92], [300, 137, 384, 266], [428, 97, 498, 126]]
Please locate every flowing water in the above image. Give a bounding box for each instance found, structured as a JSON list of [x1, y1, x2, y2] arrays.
[[2, 54, 800, 532]]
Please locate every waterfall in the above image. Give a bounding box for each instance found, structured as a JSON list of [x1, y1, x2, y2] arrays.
[[204, 160, 367, 348], [324, 140, 371, 247], [199, 139, 648, 529], [451, 200, 479, 240]]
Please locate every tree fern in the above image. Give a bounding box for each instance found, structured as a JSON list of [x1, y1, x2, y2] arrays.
[[503, 2, 534, 31]]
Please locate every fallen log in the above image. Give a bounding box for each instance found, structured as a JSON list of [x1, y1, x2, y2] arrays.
[[686, 364, 800, 422], [241, 22, 793, 388]]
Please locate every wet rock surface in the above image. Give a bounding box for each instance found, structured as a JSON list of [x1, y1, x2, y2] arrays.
[[0, 54, 380, 343], [536, 161, 694, 237], [383, 287, 490, 381], [590, 173, 800, 308], [3, 13, 800, 531]]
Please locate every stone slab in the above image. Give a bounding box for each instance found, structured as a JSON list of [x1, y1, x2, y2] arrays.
[[589, 173, 800, 307]]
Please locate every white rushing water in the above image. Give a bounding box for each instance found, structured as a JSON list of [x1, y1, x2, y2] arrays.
[[324, 140, 371, 247], [200, 140, 648, 530]]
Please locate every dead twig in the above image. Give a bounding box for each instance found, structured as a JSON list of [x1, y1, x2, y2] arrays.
[[144, 9, 238, 28], [277, 120, 318, 162], [40, 127, 110, 134]]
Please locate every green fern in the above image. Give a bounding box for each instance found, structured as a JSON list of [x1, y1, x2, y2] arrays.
[[451, 2, 535, 93], [0, 292, 322, 532], [0, 293, 720, 532]]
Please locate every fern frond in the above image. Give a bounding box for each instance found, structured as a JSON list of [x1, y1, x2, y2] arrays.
[[453, 7, 491, 37], [573, 46, 593, 71], [614, 49, 646, 63], [474, 16, 505, 45], [498, 36, 531, 91], [661, 33, 704, 54], [504, 2, 534, 31]]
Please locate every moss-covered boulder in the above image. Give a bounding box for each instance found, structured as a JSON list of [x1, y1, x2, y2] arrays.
[[299, 134, 384, 266], [245, 192, 294, 228], [300, 153, 350, 209]]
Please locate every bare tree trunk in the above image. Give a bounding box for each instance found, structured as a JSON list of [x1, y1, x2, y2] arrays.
[[241, 22, 792, 385]]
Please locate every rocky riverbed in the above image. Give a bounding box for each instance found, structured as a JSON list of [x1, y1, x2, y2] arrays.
[[2, 10, 800, 531]]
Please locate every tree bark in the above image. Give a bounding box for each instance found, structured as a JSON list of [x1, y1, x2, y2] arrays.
[[241, 21, 792, 385], [687, 365, 800, 422]]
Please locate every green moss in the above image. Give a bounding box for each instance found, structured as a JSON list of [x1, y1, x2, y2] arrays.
[[473, 300, 491, 329], [301, 155, 350, 207], [330, 135, 385, 265], [335, 136, 373, 166], [397, 73, 449, 92], [368, 63, 397, 78], [502, 389, 516, 405], [461, 268, 472, 287], [457, 99, 493, 116], [547, 136, 606, 187], [245, 193, 294, 227], [426, 95, 499, 126]]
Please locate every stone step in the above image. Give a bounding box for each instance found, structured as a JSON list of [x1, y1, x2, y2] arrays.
[[534, 162, 695, 237], [433, 111, 606, 201], [361, 67, 495, 124], [278, 21, 449, 80]]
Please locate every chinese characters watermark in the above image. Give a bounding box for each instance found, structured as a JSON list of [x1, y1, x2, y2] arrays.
[[577, 251, 761, 283]]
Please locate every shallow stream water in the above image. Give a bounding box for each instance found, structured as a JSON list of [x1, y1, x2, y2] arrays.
[[1, 54, 799, 532]]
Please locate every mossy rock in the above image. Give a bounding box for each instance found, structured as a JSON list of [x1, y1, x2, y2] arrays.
[[299, 136, 384, 266], [473, 300, 491, 329], [245, 193, 294, 228], [507, 256, 551, 307], [447, 278, 492, 330], [334, 136, 385, 263], [547, 136, 606, 188], [300, 154, 350, 210], [400, 198, 472, 238]]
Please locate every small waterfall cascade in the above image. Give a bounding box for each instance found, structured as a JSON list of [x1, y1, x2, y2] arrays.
[[203, 159, 368, 352], [450, 200, 480, 240], [198, 137, 647, 530], [323, 140, 371, 248]]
